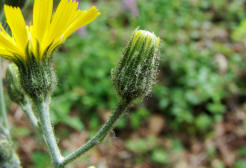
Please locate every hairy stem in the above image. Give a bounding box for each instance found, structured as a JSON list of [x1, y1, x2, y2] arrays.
[[0, 59, 10, 140], [60, 98, 130, 166], [33, 96, 63, 167], [0, 60, 22, 168], [21, 101, 38, 129]]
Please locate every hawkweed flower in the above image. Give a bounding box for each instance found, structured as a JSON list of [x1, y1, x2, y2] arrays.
[[0, 0, 100, 98], [112, 29, 160, 101]]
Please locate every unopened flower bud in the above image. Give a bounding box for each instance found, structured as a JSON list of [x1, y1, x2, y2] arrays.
[[6, 64, 26, 105], [17, 57, 56, 99], [5, 0, 27, 9], [112, 29, 160, 100]]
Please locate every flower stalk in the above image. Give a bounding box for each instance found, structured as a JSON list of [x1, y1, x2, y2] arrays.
[[60, 98, 131, 166], [0, 60, 10, 140], [32, 96, 63, 167], [6, 63, 39, 130], [21, 101, 38, 129]]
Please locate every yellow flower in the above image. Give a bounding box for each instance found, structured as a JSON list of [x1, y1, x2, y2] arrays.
[[0, 0, 100, 63]]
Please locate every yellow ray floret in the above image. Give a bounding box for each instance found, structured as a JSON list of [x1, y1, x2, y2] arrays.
[[0, 0, 100, 62]]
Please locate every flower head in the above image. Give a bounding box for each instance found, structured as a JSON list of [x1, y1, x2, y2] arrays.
[[0, 0, 100, 98], [0, 0, 100, 64], [112, 29, 160, 100]]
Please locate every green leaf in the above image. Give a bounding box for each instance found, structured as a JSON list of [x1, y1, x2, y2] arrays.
[[151, 149, 168, 164], [31, 152, 51, 168], [62, 116, 84, 131]]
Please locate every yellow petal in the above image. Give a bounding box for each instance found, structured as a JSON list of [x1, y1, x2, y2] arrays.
[[47, 6, 100, 51], [32, 0, 53, 43], [4, 5, 28, 54], [0, 48, 13, 60], [63, 6, 100, 39], [0, 25, 21, 55], [44, 0, 80, 46], [0, 34, 16, 53]]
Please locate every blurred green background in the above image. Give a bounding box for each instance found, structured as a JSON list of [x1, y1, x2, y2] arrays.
[[5, 0, 246, 167]]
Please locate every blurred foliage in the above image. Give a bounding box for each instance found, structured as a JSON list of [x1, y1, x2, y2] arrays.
[[52, 0, 244, 132], [31, 152, 51, 168], [7, 0, 246, 167], [126, 136, 159, 154], [49, 0, 246, 133], [126, 136, 184, 166], [235, 160, 246, 168], [47, 0, 246, 135], [150, 0, 246, 132], [126, 136, 167, 165]]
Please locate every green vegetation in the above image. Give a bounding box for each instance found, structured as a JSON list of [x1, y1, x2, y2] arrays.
[[4, 0, 246, 167], [51, 0, 246, 132]]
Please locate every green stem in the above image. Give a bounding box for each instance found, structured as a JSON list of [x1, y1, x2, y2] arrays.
[[0, 59, 10, 140], [21, 101, 38, 129], [0, 64, 21, 167], [60, 98, 130, 167], [21, 100, 49, 153], [33, 96, 63, 167]]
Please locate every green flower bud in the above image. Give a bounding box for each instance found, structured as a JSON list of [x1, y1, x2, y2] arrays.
[[112, 29, 160, 100], [6, 64, 26, 105], [4, 0, 27, 9], [16, 56, 56, 99]]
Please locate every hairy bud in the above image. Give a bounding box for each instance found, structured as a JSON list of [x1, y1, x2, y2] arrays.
[[17, 58, 56, 99], [6, 64, 26, 105], [112, 29, 160, 100], [4, 0, 27, 8]]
